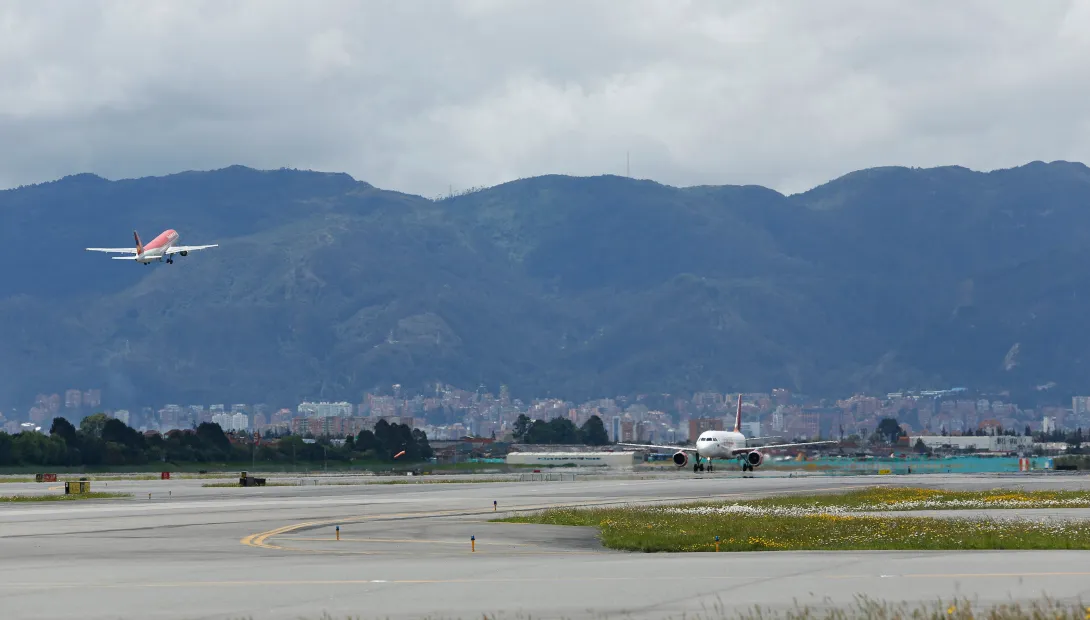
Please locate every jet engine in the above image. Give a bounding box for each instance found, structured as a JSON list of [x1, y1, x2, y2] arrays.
[[179, 251, 188, 256], [672, 451, 689, 467], [745, 450, 764, 468]]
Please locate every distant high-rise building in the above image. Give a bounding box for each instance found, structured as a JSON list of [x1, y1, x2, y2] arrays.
[[1073, 397, 1090, 417], [272, 409, 293, 426], [299, 401, 354, 418], [115, 410, 130, 426], [64, 390, 82, 409], [771, 406, 786, 432], [689, 417, 723, 439], [741, 421, 761, 437], [83, 389, 102, 408], [36, 394, 61, 414]]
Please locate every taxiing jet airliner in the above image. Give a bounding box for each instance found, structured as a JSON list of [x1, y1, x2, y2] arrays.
[[86, 229, 217, 265], [619, 394, 836, 472]]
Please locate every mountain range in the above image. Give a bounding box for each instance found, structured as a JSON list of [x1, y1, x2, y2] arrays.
[[3, 161, 1090, 409]]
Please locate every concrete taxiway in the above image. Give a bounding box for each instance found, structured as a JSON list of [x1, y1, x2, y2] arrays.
[[2, 472, 1090, 619]]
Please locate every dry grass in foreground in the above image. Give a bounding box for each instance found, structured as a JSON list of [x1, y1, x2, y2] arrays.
[[267, 594, 1090, 619], [0, 492, 131, 503]]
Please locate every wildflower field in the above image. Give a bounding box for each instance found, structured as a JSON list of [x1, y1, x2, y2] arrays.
[[495, 487, 1090, 552], [743, 486, 1090, 512]]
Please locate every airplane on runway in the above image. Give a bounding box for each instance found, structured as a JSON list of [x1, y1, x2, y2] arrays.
[[86, 229, 218, 265], [619, 394, 837, 472]]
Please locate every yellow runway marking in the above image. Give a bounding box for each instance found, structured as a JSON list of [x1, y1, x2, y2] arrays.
[[278, 536, 540, 547], [238, 485, 857, 554]]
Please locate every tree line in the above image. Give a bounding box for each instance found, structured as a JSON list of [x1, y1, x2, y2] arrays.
[[0, 414, 432, 467], [512, 414, 610, 445]]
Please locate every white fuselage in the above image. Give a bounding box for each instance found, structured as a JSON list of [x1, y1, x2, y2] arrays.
[[136, 229, 180, 263], [694, 430, 747, 459]]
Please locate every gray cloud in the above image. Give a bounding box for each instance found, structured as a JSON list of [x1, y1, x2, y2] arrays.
[[2, 0, 1089, 197]]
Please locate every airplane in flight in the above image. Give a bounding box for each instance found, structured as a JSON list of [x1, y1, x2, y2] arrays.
[[619, 394, 837, 472], [86, 229, 217, 265]]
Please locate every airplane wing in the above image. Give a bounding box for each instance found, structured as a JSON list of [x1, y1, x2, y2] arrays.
[[165, 244, 218, 255], [86, 247, 138, 253], [616, 443, 696, 453], [110, 256, 141, 260], [729, 440, 838, 455]]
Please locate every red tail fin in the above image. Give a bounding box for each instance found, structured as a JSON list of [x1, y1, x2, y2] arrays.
[[133, 230, 143, 255], [733, 394, 743, 433]]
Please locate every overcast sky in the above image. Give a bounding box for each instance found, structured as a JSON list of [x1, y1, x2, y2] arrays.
[[2, 0, 1089, 197]]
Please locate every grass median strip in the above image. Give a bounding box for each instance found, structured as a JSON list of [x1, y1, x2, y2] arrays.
[[742, 486, 1090, 512], [495, 486, 1090, 552], [0, 492, 131, 503]]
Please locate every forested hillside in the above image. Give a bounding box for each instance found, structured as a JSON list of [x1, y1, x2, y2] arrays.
[[3, 162, 1090, 406]]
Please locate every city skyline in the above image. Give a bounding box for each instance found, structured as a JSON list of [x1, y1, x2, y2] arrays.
[[5, 382, 1085, 447]]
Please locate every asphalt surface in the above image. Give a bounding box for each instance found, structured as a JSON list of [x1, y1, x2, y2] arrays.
[[2, 472, 1090, 619]]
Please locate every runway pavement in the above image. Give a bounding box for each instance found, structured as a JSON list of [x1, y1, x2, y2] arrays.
[[2, 472, 1090, 619]]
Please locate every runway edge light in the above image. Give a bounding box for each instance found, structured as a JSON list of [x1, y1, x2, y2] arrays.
[[471, 535, 475, 553]]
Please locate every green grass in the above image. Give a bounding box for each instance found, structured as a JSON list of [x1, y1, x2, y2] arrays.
[[496, 502, 1090, 552], [744, 486, 1090, 511], [0, 492, 132, 503]]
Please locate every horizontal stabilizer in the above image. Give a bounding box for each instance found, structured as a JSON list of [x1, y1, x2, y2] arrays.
[[86, 247, 138, 253]]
